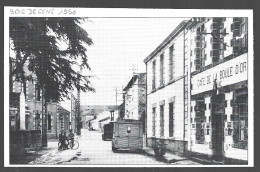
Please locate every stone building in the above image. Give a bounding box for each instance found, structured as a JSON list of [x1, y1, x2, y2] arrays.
[[188, 17, 248, 161], [123, 73, 146, 120], [57, 105, 70, 134], [11, 64, 58, 139]]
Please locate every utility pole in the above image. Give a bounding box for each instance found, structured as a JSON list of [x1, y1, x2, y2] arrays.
[[115, 88, 117, 112], [76, 71, 81, 135], [41, 85, 48, 147]]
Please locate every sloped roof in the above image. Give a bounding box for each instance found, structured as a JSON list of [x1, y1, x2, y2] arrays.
[[123, 73, 146, 91], [57, 105, 70, 114], [143, 20, 189, 64]]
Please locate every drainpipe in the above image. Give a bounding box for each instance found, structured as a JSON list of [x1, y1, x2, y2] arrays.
[[183, 30, 186, 145], [145, 64, 148, 147]]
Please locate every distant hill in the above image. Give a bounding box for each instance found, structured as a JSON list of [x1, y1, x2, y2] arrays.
[[81, 105, 118, 116]]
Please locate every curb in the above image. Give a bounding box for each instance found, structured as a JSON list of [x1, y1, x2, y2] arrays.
[[140, 149, 188, 164]]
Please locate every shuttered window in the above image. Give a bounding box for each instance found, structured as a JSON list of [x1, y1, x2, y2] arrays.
[[169, 102, 175, 137], [160, 105, 164, 137], [169, 45, 174, 80], [35, 84, 41, 101], [48, 113, 52, 130], [152, 107, 156, 136], [152, 61, 156, 90], [160, 53, 164, 86]]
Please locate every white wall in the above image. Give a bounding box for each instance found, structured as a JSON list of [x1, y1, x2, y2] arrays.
[[146, 30, 185, 140], [147, 79, 184, 140], [147, 31, 185, 93], [124, 79, 139, 120]]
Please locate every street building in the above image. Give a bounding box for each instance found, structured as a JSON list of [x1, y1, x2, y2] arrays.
[[144, 17, 248, 162], [123, 73, 147, 145], [144, 21, 190, 155], [123, 73, 146, 120], [11, 64, 58, 139], [188, 17, 248, 161], [89, 110, 118, 131], [56, 105, 70, 133], [118, 102, 125, 120]]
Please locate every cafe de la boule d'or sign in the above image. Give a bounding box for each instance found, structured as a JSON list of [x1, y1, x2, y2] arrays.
[[191, 53, 247, 95]]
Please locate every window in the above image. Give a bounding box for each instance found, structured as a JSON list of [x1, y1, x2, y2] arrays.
[[60, 117, 64, 130], [35, 84, 41, 101], [25, 115, 29, 130], [160, 105, 164, 137], [169, 102, 175, 137], [48, 113, 52, 130], [169, 46, 174, 80], [35, 113, 41, 130], [152, 61, 156, 90], [152, 107, 156, 136], [160, 54, 164, 86], [232, 94, 248, 149]]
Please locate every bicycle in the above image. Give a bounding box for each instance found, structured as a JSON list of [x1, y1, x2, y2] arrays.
[[58, 139, 79, 150]]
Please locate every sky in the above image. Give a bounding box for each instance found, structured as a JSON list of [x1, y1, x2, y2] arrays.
[[60, 17, 189, 111]]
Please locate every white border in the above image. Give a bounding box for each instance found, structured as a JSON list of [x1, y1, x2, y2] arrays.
[[4, 7, 254, 167]]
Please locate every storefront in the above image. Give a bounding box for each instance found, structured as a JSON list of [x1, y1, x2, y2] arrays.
[[190, 53, 248, 161]]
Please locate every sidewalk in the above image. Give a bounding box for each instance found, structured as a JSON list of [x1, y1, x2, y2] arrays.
[[12, 134, 82, 164], [141, 147, 201, 165]]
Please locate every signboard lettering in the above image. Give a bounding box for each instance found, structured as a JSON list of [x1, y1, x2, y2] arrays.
[[191, 54, 247, 95]]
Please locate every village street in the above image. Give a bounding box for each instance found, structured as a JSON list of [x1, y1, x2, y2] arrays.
[[28, 129, 165, 165]]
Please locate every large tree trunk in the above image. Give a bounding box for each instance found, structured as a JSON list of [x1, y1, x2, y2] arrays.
[[41, 85, 48, 147]]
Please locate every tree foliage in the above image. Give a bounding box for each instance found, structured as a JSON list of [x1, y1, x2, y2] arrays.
[[10, 17, 95, 101]]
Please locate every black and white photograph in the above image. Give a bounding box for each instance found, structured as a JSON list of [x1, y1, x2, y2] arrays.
[[4, 7, 254, 167]]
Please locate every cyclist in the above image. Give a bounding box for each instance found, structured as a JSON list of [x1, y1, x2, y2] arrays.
[[63, 131, 69, 149], [67, 129, 75, 147], [59, 130, 67, 150]]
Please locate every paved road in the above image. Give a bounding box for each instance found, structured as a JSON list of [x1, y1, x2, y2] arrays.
[[29, 129, 164, 165]]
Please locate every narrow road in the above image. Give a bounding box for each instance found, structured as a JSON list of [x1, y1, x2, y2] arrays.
[[29, 129, 164, 165]]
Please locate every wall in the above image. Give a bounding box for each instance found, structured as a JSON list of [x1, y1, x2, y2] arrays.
[[10, 130, 42, 163], [147, 29, 185, 138], [147, 79, 185, 139], [124, 79, 139, 119], [147, 138, 188, 155], [147, 31, 185, 94], [25, 100, 58, 139]]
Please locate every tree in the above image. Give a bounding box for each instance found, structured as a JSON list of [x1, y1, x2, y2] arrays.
[[10, 17, 95, 146]]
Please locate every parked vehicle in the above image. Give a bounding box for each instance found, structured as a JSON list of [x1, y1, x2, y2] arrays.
[[102, 122, 114, 141], [112, 119, 143, 152]]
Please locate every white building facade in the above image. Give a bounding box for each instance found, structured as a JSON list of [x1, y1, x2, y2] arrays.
[[144, 21, 190, 155], [124, 73, 146, 121]]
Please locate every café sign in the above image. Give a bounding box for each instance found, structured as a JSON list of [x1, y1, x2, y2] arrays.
[[191, 53, 247, 95]]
